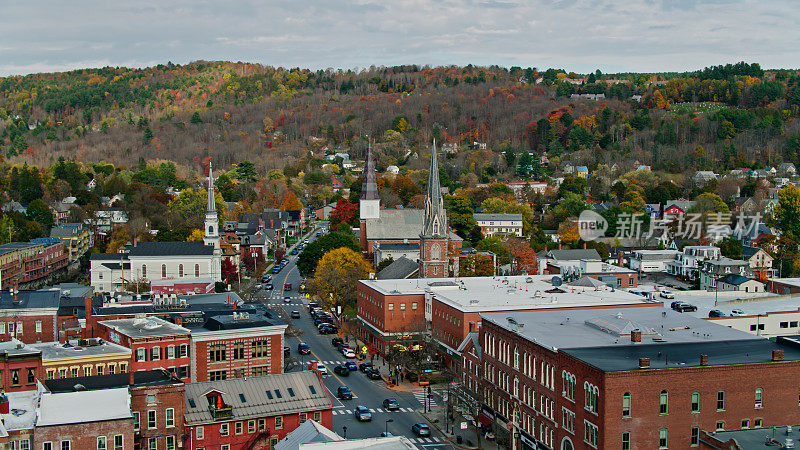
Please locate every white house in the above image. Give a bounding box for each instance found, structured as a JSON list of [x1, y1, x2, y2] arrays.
[[666, 246, 720, 280], [629, 249, 679, 273], [473, 213, 524, 237]]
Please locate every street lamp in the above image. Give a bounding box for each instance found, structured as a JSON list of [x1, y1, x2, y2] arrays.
[[385, 419, 394, 435]]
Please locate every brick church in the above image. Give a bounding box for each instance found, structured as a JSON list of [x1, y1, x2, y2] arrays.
[[358, 141, 462, 279]]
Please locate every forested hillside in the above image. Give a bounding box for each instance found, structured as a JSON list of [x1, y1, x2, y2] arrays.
[[0, 61, 799, 177]]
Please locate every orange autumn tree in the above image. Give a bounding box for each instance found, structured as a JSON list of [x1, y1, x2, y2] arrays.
[[280, 191, 302, 211]]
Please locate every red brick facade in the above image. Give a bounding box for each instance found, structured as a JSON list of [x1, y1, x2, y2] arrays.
[[357, 282, 426, 354], [33, 417, 134, 450], [478, 318, 800, 450], [0, 313, 58, 344], [191, 331, 284, 382], [0, 348, 42, 393], [131, 381, 185, 450], [96, 322, 192, 381]]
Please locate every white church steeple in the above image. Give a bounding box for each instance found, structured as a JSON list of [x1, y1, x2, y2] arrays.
[[203, 162, 220, 250]]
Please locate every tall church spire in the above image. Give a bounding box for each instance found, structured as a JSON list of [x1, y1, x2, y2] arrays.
[[361, 141, 379, 201], [359, 139, 380, 221], [422, 139, 447, 237], [204, 162, 220, 250]]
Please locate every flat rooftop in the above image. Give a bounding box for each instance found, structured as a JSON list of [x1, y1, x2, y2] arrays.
[[36, 388, 131, 426], [361, 275, 654, 312], [31, 339, 131, 361], [668, 290, 787, 319], [0, 389, 40, 433], [0, 339, 41, 358], [99, 316, 190, 338], [704, 425, 800, 448], [480, 307, 800, 371]]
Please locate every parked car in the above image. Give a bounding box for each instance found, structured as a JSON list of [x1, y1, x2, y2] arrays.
[[343, 348, 356, 358], [383, 398, 399, 410], [660, 290, 675, 299], [332, 337, 344, 347], [334, 365, 350, 376], [298, 343, 311, 354], [365, 368, 382, 380], [708, 309, 726, 318], [265, 283, 274, 290], [411, 423, 431, 436], [731, 309, 745, 316], [358, 363, 373, 372], [346, 362, 358, 371], [291, 310, 301, 319], [254, 284, 263, 291], [677, 303, 698, 312], [309, 301, 320, 309], [354, 406, 372, 422], [284, 283, 292, 291], [318, 324, 337, 334], [337, 386, 353, 399], [339, 345, 351, 355], [262, 275, 271, 283], [380, 432, 394, 437]]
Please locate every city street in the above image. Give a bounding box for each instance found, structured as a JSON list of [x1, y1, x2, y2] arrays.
[[257, 231, 454, 450]]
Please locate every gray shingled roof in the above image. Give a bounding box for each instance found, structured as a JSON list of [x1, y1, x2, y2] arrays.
[[473, 213, 523, 222], [184, 371, 333, 425], [376, 256, 419, 280], [364, 209, 461, 241], [128, 241, 214, 257], [544, 249, 601, 261]]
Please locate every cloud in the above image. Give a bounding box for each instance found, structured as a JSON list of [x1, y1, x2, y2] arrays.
[[0, 0, 797, 76]]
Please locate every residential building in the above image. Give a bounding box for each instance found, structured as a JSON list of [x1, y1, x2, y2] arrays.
[[575, 166, 589, 178], [699, 258, 751, 290], [96, 316, 192, 381], [629, 249, 679, 273], [0, 241, 68, 289], [356, 275, 655, 365], [0, 388, 39, 449], [0, 289, 61, 344], [666, 246, 720, 280], [476, 308, 800, 450], [692, 171, 719, 185], [33, 388, 134, 450], [48, 202, 72, 226], [32, 338, 131, 380], [662, 200, 696, 221], [184, 371, 334, 450], [314, 203, 336, 221], [44, 370, 186, 450], [49, 223, 92, 262], [473, 213, 524, 237], [716, 274, 765, 293], [537, 249, 638, 287], [0, 339, 42, 392], [742, 245, 774, 276]]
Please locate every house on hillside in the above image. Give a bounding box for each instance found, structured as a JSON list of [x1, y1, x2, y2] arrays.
[[692, 171, 718, 186], [779, 163, 797, 177]]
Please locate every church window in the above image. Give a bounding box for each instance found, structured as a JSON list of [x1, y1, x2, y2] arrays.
[[142, 265, 147, 279], [209, 225, 214, 234], [431, 243, 441, 261], [162, 264, 167, 278], [179, 264, 184, 277], [195, 264, 200, 277]]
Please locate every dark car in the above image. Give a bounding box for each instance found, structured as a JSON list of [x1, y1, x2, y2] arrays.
[[354, 406, 372, 422], [383, 398, 399, 410], [365, 368, 382, 380], [332, 337, 344, 347], [262, 275, 271, 283], [337, 386, 353, 399], [318, 324, 337, 334], [291, 310, 301, 319], [358, 363, 373, 372], [334, 365, 350, 376], [271, 266, 280, 274], [677, 303, 698, 312], [412, 423, 431, 436], [298, 343, 311, 354], [346, 362, 358, 371], [309, 301, 320, 309], [284, 283, 292, 291], [290, 249, 299, 255], [284, 346, 290, 357], [708, 309, 726, 318]]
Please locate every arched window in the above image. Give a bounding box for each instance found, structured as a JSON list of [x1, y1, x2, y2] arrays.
[[430, 243, 441, 260], [622, 392, 631, 417], [561, 438, 574, 450], [141, 265, 147, 279], [195, 264, 200, 277], [208, 225, 214, 234], [179, 264, 184, 278], [162, 264, 167, 278]]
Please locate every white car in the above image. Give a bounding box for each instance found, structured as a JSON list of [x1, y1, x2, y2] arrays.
[[343, 348, 356, 359], [659, 290, 675, 299], [316, 363, 328, 376], [731, 309, 745, 316]]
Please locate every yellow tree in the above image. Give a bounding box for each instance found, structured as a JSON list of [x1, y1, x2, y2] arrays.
[[187, 228, 205, 241], [312, 247, 372, 312]]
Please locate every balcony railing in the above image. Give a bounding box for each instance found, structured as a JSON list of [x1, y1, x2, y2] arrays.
[[211, 405, 233, 421]]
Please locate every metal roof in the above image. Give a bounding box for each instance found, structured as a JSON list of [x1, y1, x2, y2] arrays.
[[184, 371, 333, 425], [128, 241, 214, 257]]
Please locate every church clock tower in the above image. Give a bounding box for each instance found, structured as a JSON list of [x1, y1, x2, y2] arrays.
[[204, 163, 221, 250], [419, 140, 449, 278]]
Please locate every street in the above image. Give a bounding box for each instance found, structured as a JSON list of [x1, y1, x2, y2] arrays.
[[256, 231, 454, 450]]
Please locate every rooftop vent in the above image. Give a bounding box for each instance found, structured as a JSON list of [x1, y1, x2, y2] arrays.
[[700, 354, 708, 366], [773, 349, 785, 361]]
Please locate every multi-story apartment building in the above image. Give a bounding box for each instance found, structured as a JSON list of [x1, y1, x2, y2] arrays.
[[666, 246, 720, 280], [473, 213, 524, 237]]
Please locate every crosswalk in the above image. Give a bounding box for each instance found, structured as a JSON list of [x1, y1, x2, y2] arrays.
[[332, 407, 416, 415], [413, 389, 438, 407], [409, 437, 441, 444]]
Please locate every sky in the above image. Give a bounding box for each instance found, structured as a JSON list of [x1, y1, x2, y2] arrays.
[[1, 0, 798, 77]]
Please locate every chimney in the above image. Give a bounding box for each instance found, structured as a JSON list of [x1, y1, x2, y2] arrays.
[[631, 330, 642, 343], [700, 354, 708, 366], [583, 242, 587, 249], [12, 288, 19, 305], [638, 357, 650, 369], [173, 316, 183, 326], [558, 243, 562, 250], [617, 251, 624, 267], [773, 349, 785, 361]]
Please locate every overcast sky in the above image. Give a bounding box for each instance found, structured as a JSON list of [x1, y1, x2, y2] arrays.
[[1, 0, 798, 77]]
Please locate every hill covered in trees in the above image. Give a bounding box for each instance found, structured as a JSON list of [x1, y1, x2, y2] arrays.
[[1, 61, 799, 178]]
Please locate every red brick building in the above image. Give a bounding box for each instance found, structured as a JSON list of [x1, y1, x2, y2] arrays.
[[0, 240, 68, 289], [190, 313, 287, 382], [475, 308, 800, 450], [0, 289, 60, 344], [44, 370, 186, 450], [33, 387, 134, 450], [0, 339, 42, 392], [357, 275, 654, 363], [97, 316, 193, 381], [184, 371, 334, 449]]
